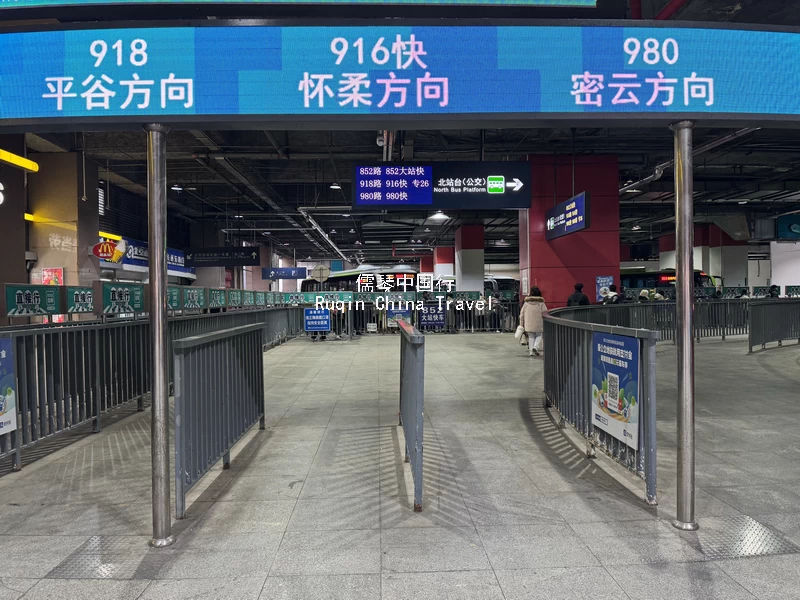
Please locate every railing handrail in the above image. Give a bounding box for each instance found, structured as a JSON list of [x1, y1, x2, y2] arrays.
[[545, 307, 661, 341], [397, 318, 424, 344], [173, 322, 268, 350]]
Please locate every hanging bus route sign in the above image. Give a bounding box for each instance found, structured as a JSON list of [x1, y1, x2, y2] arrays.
[[353, 162, 531, 210]]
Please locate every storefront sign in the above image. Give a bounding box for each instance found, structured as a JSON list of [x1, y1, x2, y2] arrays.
[[95, 282, 145, 314], [0, 337, 17, 436], [263, 267, 307, 279], [304, 308, 331, 332], [99, 237, 193, 275], [66, 286, 94, 313], [6, 24, 800, 127], [591, 332, 639, 449], [186, 248, 260, 268], [354, 162, 530, 209], [5, 284, 61, 316], [546, 192, 589, 241]]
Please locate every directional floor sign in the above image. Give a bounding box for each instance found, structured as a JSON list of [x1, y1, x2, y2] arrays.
[[353, 162, 531, 210]]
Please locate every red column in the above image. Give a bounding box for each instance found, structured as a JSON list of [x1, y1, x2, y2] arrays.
[[433, 246, 454, 277], [419, 255, 434, 272], [520, 155, 620, 308], [455, 225, 484, 292]]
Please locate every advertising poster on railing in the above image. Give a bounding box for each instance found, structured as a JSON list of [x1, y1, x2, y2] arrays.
[[0, 337, 17, 436], [595, 276, 614, 303], [387, 307, 412, 328], [591, 332, 639, 450]]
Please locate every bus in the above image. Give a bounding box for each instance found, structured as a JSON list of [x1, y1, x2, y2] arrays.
[[484, 275, 520, 301], [620, 269, 717, 294]]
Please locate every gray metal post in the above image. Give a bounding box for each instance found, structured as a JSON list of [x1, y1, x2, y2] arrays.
[[671, 121, 699, 531], [145, 123, 176, 548]]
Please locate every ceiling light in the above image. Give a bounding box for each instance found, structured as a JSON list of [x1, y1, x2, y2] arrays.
[[185, 186, 197, 191], [261, 232, 269, 236], [424, 228, 431, 232], [430, 211, 449, 220], [330, 229, 337, 234], [330, 182, 341, 190], [283, 243, 290, 246], [349, 229, 356, 234], [233, 214, 243, 219], [170, 183, 183, 191], [391, 239, 407, 244], [342, 213, 350, 217], [354, 240, 362, 245], [625, 188, 642, 193], [632, 225, 642, 231], [737, 200, 749, 204], [365, 240, 380, 244]]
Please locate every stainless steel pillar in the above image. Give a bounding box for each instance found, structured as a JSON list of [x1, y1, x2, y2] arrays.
[[145, 123, 175, 547], [671, 121, 699, 531]]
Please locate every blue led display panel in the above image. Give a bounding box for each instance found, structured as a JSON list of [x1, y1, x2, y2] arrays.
[[2, 24, 800, 125], [546, 192, 588, 240], [355, 166, 433, 206]]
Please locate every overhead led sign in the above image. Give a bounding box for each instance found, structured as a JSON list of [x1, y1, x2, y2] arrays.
[[353, 162, 530, 209], [545, 192, 589, 240], [1, 24, 799, 127]]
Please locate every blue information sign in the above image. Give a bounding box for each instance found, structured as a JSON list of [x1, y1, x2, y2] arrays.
[[263, 267, 308, 280], [546, 192, 589, 240], [304, 308, 331, 332], [4, 25, 800, 127], [419, 304, 446, 328], [355, 166, 433, 206], [591, 332, 639, 449], [0, 337, 18, 435]]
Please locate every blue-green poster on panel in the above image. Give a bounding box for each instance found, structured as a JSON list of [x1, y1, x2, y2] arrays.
[[0, 337, 17, 436], [591, 332, 639, 450]]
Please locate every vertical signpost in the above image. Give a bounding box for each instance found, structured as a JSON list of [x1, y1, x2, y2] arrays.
[[672, 121, 698, 532], [145, 123, 174, 548]]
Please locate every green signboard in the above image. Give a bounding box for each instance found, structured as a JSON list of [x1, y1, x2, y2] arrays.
[[182, 287, 207, 310], [96, 282, 145, 314], [285, 291, 354, 305], [355, 292, 417, 304], [243, 290, 255, 307], [208, 289, 227, 308], [5, 284, 61, 316], [167, 286, 181, 311], [453, 291, 482, 301], [66, 286, 94, 313], [752, 286, 772, 298], [227, 289, 243, 307], [785, 286, 800, 298], [255, 291, 266, 307]]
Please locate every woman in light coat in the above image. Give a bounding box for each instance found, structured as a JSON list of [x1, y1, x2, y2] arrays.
[[519, 287, 547, 357]]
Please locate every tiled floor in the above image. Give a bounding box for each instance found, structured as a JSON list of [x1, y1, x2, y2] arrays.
[[0, 333, 799, 599]]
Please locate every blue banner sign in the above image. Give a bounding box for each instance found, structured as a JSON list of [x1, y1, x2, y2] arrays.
[[304, 308, 331, 332], [4, 24, 800, 126], [591, 332, 639, 449], [546, 192, 589, 240], [263, 267, 308, 280], [777, 215, 800, 240], [595, 275, 614, 303], [100, 237, 193, 275], [0, 337, 18, 436]]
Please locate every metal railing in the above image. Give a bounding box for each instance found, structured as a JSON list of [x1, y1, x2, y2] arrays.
[[0, 307, 303, 468], [543, 309, 659, 505], [398, 319, 425, 512], [748, 299, 800, 353], [173, 323, 267, 518]]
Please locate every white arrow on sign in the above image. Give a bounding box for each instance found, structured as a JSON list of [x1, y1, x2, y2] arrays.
[[506, 178, 524, 192]]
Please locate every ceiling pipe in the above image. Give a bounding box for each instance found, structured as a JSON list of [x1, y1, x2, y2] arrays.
[[619, 128, 760, 194], [655, 0, 690, 20], [298, 208, 349, 262], [262, 131, 288, 159]]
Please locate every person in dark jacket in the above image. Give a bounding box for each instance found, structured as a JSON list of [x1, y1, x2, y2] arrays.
[[768, 285, 780, 298], [567, 283, 590, 307], [603, 284, 621, 305]]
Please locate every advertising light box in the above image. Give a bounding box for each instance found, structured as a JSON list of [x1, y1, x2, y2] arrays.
[[546, 192, 589, 240], [4, 24, 800, 128], [354, 162, 530, 209]]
